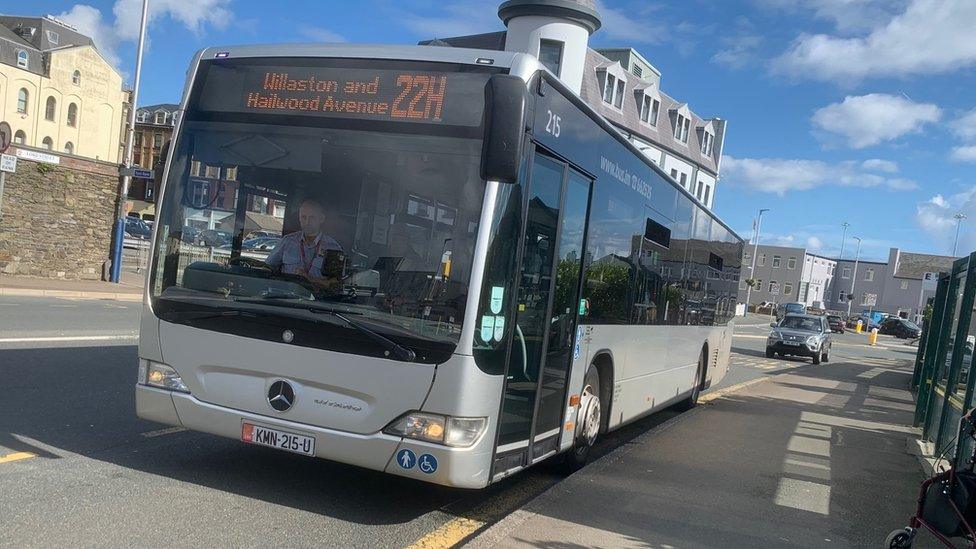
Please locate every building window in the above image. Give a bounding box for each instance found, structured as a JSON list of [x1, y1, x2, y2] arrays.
[[538, 39, 563, 77], [703, 186, 710, 206], [13, 130, 26, 144], [701, 131, 714, 155], [865, 268, 875, 282], [842, 267, 851, 279], [45, 97, 57, 121], [787, 257, 797, 269], [204, 165, 220, 178], [603, 73, 625, 109], [17, 50, 29, 69], [759, 254, 766, 267], [133, 132, 142, 147], [784, 283, 793, 295], [769, 280, 778, 293], [670, 168, 678, 180], [72, 70, 81, 85], [755, 279, 762, 291], [674, 113, 690, 143], [772, 255, 781, 268], [64, 141, 74, 154], [47, 30, 60, 45], [67, 103, 78, 127], [696, 181, 704, 200], [901, 280, 909, 290], [225, 166, 238, 181], [744, 252, 751, 261], [41, 136, 53, 150], [153, 133, 163, 148], [133, 151, 141, 166], [640, 95, 660, 126], [839, 291, 847, 302], [154, 112, 166, 125], [679, 173, 687, 187], [17, 88, 29, 114], [138, 112, 147, 123], [190, 160, 202, 176]]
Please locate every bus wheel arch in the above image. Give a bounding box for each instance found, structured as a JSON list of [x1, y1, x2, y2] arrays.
[[698, 342, 709, 391], [590, 351, 614, 434]]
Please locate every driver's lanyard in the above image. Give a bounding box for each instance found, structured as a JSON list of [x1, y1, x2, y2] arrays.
[[297, 237, 320, 275]]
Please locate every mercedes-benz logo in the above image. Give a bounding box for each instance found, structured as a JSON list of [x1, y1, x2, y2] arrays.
[[267, 380, 295, 412]]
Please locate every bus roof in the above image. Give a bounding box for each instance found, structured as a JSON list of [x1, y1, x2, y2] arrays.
[[194, 43, 522, 70]]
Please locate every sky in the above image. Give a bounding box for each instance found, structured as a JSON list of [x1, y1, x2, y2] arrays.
[[23, 0, 976, 261]]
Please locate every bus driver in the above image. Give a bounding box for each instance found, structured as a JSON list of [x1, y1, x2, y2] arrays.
[[266, 198, 344, 287]]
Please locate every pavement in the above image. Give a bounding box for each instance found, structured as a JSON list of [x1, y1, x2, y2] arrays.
[[0, 272, 144, 301], [468, 331, 927, 548]]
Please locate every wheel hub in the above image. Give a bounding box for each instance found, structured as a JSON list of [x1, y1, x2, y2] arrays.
[[577, 387, 601, 446]]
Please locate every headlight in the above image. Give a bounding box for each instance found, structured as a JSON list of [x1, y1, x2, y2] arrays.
[[384, 412, 487, 448], [768, 331, 780, 339], [142, 360, 189, 393], [806, 336, 820, 346]]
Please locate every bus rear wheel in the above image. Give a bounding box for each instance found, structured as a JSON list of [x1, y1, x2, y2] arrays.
[[675, 348, 706, 411], [560, 365, 601, 473]]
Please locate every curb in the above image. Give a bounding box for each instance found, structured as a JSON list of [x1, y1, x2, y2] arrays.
[[0, 287, 143, 302]]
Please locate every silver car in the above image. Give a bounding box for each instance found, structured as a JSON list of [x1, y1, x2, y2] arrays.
[[766, 313, 832, 364]]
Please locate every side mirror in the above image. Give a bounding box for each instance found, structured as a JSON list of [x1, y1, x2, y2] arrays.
[[481, 75, 526, 184]]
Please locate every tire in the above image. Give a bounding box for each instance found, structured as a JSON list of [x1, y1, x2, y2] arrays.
[[675, 348, 706, 412], [765, 347, 774, 358], [560, 365, 601, 473], [823, 348, 830, 363], [813, 352, 822, 365], [884, 528, 914, 548]]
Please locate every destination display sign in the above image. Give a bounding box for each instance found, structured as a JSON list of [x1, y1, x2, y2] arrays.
[[195, 63, 491, 127]]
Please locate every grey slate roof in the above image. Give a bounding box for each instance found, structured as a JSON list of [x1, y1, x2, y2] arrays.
[[419, 32, 507, 51], [894, 252, 956, 279]]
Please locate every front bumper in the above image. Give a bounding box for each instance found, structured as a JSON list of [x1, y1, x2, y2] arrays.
[[135, 384, 494, 488], [767, 341, 820, 357]]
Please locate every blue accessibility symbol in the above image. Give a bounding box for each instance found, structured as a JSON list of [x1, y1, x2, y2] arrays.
[[396, 448, 416, 470], [418, 453, 438, 474]]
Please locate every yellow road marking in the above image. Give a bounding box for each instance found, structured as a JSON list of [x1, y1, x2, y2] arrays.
[[0, 452, 36, 464], [700, 377, 768, 403], [409, 517, 487, 549]]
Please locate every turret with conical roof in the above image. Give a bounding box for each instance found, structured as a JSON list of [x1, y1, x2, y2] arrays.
[[498, 0, 602, 93]]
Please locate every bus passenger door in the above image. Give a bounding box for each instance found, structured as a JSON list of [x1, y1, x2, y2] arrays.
[[493, 150, 592, 476]]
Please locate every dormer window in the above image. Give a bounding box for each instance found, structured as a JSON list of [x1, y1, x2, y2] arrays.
[[639, 94, 660, 126], [674, 113, 690, 143], [701, 131, 714, 155], [603, 74, 625, 108], [138, 112, 147, 123], [47, 30, 60, 45], [17, 50, 29, 69], [154, 112, 165, 125]]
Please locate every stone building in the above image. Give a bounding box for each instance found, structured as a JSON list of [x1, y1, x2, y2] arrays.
[[0, 14, 126, 163], [419, 0, 726, 209], [0, 144, 119, 279]]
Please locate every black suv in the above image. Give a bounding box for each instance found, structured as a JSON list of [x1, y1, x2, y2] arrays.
[[879, 317, 922, 339]]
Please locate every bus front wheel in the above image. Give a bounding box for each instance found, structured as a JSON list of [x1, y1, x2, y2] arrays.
[[561, 365, 601, 472]]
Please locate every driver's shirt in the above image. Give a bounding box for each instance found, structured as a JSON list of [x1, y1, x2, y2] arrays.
[[265, 231, 343, 278]]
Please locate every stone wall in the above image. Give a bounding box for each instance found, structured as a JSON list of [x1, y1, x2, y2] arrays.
[[0, 145, 120, 279]]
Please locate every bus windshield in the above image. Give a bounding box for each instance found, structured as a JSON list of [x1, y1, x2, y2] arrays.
[[150, 58, 497, 363]]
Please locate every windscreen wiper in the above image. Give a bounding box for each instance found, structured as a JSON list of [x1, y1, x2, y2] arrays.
[[234, 298, 417, 362], [158, 309, 262, 322]]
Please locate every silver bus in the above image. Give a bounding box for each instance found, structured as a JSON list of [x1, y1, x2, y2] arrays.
[[135, 44, 743, 488]]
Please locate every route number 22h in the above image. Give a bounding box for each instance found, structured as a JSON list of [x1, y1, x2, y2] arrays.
[[545, 110, 561, 138]]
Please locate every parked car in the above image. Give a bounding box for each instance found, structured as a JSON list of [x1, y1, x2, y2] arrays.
[[879, 317, 922, 339], [124, 216, 152, 239], [826, 314, 847, 333], [766, 314, 832, 364], [775, 302, 807, 321], [195, 229, 233, 248], [179, 225, 202, 243]]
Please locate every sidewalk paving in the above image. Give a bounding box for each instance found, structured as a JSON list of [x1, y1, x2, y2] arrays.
[[471, 353, 925, 548], [0, 273, 144, 301]]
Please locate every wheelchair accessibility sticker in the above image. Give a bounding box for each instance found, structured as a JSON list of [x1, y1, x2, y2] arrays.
[[396, 448, 416, 470], [418, 453, 438, 474]]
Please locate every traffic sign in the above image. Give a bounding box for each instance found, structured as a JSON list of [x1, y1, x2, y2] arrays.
[[0, 121, 10, 153], [863, 293, 877, 306], [0, 154, 15, 173], [119, 166, 154, 179]]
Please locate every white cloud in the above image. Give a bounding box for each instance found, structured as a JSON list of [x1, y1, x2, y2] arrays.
[[594, 1, 670, 45], [950, 145, 976, 163], [916, 187, 976, 254], [806, 236, 824, 250], [721, 155, 919, 195], [59, 0, 231, 72], [711, 33, 763, 70], [398, 1, 502, 39], [811, 94, 941, 149], [950, 109, 976, 141], [299, 26, 347, 43], [861, 158, 899, 173], [772, 0, 976, 81]]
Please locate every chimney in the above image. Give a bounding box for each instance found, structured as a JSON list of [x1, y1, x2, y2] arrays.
[[498, 0, 601, 94]]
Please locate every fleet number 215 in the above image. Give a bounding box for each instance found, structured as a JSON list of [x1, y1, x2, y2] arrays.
[[545, 110, 561, 137]]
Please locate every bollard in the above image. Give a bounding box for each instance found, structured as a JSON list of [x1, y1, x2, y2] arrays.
[[856, 320, 863, 334], [868, 327, 879, 345]]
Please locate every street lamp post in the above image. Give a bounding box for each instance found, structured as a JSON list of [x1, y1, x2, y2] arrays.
[[952, 213, 967, 257], [109, 0, 150, 283], [838, 222, 850, 259], [744, 208, 769, 316], [847, 236, 862, 317]]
